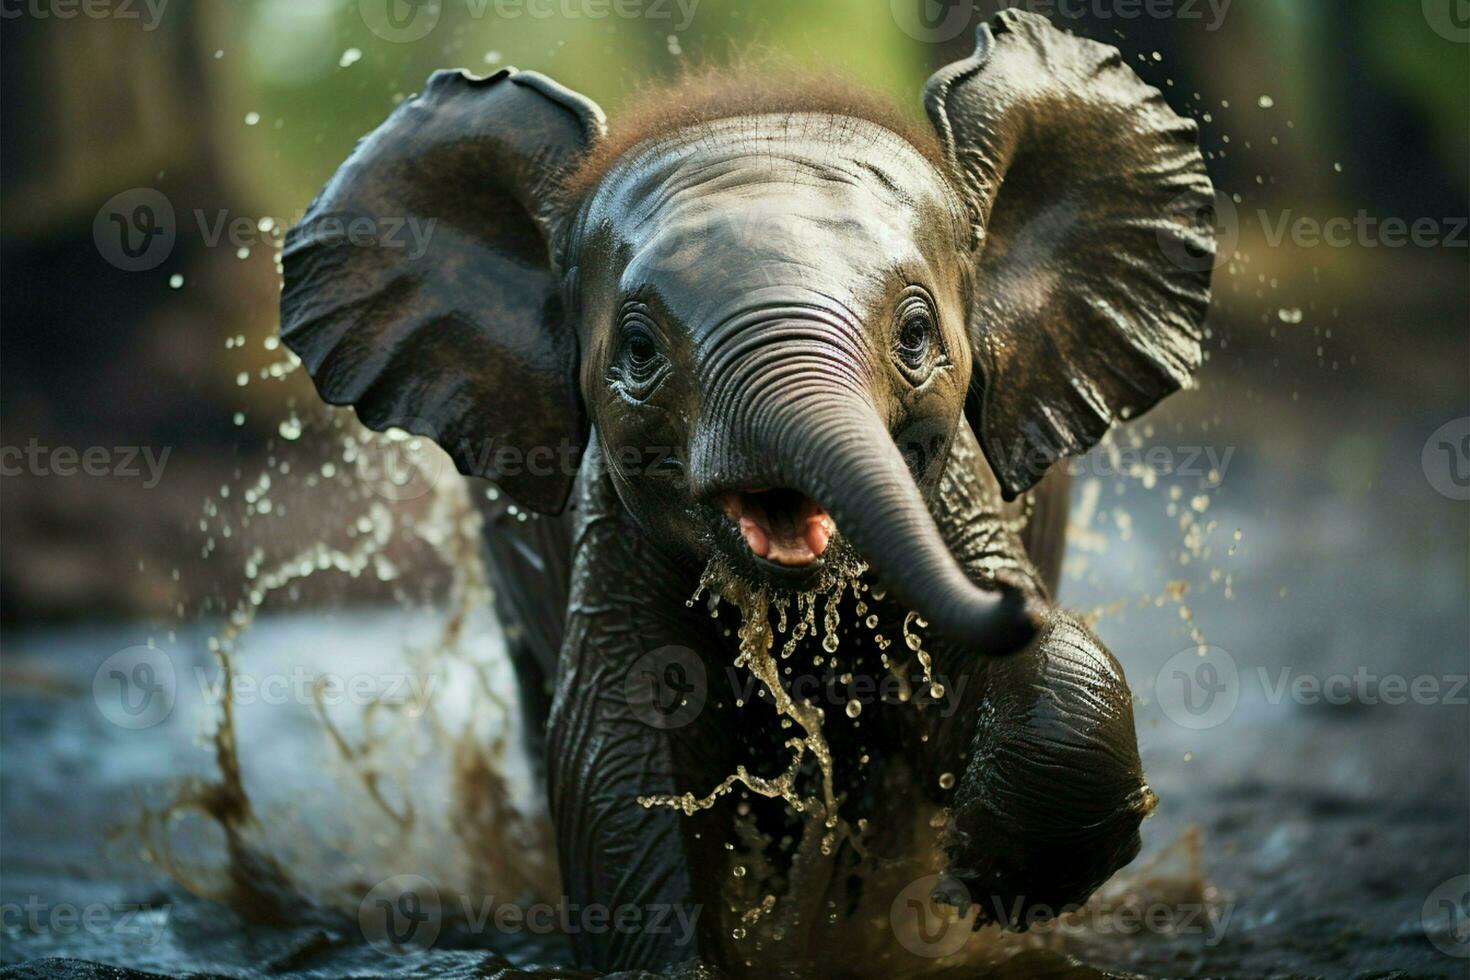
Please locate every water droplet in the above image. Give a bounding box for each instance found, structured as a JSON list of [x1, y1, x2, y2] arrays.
[[845, 699, 861, 718], [1257, 95, 1274, 109], [339, 48, 362, 68], [278, 417, 302, 441], [1278, 307, 1303, 324], [235, 372, 249, 387], [168, 273, 184, 289], [244, 112, 260, 126], [938, 772, 955, 790]]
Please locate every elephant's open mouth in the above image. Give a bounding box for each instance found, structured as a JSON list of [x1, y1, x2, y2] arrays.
[[718, 488, 834, 567]]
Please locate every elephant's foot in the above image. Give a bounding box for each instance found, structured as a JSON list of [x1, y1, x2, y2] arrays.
[[935, 613, 1155, 929]]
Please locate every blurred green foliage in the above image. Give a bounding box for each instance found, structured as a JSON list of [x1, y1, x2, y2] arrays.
[[221, 0, 1465, 225], [234, 0, 933, 217]]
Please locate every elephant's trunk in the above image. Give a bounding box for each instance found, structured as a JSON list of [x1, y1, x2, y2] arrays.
[[696, 376, 1040, 655]]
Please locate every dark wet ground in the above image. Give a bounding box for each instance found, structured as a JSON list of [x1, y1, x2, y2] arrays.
[[3, 375, 1467, 977]]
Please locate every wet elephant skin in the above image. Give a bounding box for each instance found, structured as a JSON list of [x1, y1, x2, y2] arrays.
[[280, 11, 1213, 976]]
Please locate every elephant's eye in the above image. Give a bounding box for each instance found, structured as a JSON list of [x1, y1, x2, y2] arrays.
[[894, 292, 938, 379], [610, 311, 668, 401]]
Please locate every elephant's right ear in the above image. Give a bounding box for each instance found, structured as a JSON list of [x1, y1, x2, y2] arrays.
[[281, 69, 605, 515], [924, 12, 1214, 500]]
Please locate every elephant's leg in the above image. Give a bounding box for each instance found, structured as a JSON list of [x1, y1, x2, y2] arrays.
[[544, 470, 733, 972], [546, 615, 730, 971], [933, 611, 1153, 927], [477, 494, 574, 779]]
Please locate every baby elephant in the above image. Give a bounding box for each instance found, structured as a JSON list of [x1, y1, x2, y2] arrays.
[[282, 10, 1212, 977]]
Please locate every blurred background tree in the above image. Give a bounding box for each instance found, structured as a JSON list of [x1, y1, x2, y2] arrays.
[[1, 0, 1465, 622]]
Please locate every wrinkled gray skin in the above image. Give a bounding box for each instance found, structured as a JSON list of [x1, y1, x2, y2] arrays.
[[281, 12, 1214, 977]]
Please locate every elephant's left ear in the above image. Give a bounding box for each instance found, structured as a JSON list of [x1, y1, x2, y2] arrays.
[[924, 11, 1215, 499], [281, 69, 605, 514]]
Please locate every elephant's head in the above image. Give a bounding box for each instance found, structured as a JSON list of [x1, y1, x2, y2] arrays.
[[281, 11, 1213, 654]]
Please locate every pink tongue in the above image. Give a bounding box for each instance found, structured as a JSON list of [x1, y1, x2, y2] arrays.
[[724, 492, 833, 566], [738, 517, 771, 559], [805, 515, 832, 557]]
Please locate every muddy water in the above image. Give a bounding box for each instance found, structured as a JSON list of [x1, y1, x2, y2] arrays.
[[73, 386, 1223, 978], [5, 336, 1467, 977]]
